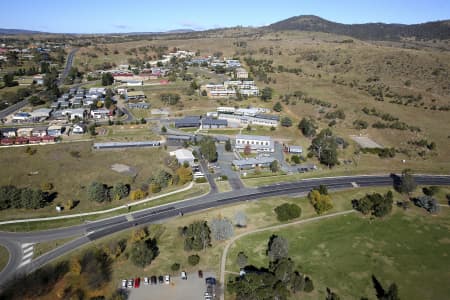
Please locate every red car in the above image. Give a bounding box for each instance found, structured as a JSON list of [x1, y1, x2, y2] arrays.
[[134, 277, 140, 288]]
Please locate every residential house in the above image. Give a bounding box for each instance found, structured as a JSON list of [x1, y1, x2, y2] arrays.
[[29, 108, 52, 121], [17, 127, 33, 137], [12, 112, 31, 122], [47, 125, 64, 137], [287, 145, 303, 154], [235, 134, 274, 153], [127, 91, 146, 101], [235, 67, 248, 79], [90, 108, 110, 119], [169, 149, 195, 166], [31, 126, 48, 137], [72, 124, 87, 134], [125, 80, 143, 86], [1, 128, 17, 138], [62, 108, 86, 120]]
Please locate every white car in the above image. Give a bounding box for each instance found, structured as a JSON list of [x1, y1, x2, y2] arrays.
[[181, 271, 187, 280], [164, 275, 170, 284], [121, 279, 127, 289], [144, 277, 149, 285]]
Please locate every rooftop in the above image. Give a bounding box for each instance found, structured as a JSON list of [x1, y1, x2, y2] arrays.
[[236, 134, 273, 141]]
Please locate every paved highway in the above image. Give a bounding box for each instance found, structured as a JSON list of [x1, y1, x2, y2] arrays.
[[0, 174, 449, 288]]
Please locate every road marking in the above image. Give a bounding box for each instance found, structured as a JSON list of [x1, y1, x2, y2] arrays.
[[21, 243, 33, 248], [86, 231, 95, 235], [22, 251, 33, 260], [23, 246, 33, 254], [17, 258, 32, 268], [126, 214, 134, 221], [351, 182, 359, 188]]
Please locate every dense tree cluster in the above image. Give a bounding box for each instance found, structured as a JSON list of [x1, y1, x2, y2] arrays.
[[130, 238, 159, 268], [228, 235, 314, 300], [352, 191, 394, 218], [179, 221, 211, 251], [0, 185, 49, 210], [309, 128, 339, 167], [274, 203, 302, 221], [160, 93, 180, 105]]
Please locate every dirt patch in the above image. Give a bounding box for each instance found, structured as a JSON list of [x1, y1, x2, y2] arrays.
[[350, 135, 383, 148], [111, 163, 137, 176]]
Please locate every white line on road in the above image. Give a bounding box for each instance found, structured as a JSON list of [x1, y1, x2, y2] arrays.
[[22, 251, 33, 260], [21, 243, 34, 248], [23, 246, 33, 254], [351, 182, 359, 188], [17, 258, 32, 268]]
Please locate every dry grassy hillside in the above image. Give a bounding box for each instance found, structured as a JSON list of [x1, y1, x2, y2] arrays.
[[74, 30, 450, 174]]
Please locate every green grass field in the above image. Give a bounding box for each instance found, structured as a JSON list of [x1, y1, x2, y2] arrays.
[[226, 208, 450, 299], [0, 141, 169, 220], [0, 245, 9, 273]]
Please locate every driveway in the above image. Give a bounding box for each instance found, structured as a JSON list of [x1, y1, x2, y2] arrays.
[[128, 271, 216, 300], [216, 143, 244, 190]]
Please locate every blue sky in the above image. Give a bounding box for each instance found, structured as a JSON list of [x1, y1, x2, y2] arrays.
[[1, 0, 449, 33]]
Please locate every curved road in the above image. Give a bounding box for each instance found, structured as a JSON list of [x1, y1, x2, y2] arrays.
[[0, 174, 449, 288]]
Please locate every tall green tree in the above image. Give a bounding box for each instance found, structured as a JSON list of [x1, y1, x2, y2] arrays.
[[200, 137, 218, 162], [309, 129, 338, 167], [298, 118, 317, 137], [267, 235, 289, 262], [87, 182, 109, 203], [398, 169, 417, 196], [130, 239, 159, 267], [273, 101, 283, 112], [101, 73, 114, 86]]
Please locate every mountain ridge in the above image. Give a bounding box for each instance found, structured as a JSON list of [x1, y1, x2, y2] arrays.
[[266, 15, 450, 41]]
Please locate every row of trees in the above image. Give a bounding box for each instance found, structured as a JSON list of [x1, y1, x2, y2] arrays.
[[87, 182, 129, 203], [0, 185, 50, 210]]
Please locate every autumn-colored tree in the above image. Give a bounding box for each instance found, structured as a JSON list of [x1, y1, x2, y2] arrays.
[[176, 167, 193, 184], [69, 257, 81, 275], [130, 189, 147, 200], [130, 227, 148, 243], [308, 190, 333, 215], [66, 199, 74, 210]]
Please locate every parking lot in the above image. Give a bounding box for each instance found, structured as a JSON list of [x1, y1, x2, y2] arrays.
[[128, 272, 216, 300]]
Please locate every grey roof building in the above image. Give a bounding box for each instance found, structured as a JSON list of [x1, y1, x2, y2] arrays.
[[174, 116, 201, 128]]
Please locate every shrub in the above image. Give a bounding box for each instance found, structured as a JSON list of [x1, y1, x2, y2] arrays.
[[274, 203, 301, 221], [171, 263, 181, 271], [188, 254, 200, 266], [130, 189, 147, 200]]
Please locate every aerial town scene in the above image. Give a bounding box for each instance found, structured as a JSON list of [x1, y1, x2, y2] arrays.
[[0, 1, 449, 299]]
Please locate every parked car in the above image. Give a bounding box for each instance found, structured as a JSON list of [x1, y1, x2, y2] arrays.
[[134, 277, 140, 288], [121, 279, 127, 289], [158, 275, 164, 284], [150, 275, 157, 285], [144, 277, 149, 285], [181, 271, 187, 280], [198, 270, 203, 278], [127, 279, 133, 288], [205, 277, 216, 285], [164, 275, 170, 284]]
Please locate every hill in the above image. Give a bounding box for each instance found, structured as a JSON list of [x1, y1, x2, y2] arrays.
[[0, 28, 46, 35], [267, 15, 450, 41]]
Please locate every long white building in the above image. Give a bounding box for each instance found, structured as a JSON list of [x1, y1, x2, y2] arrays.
[[235, 134, 274, 153]]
